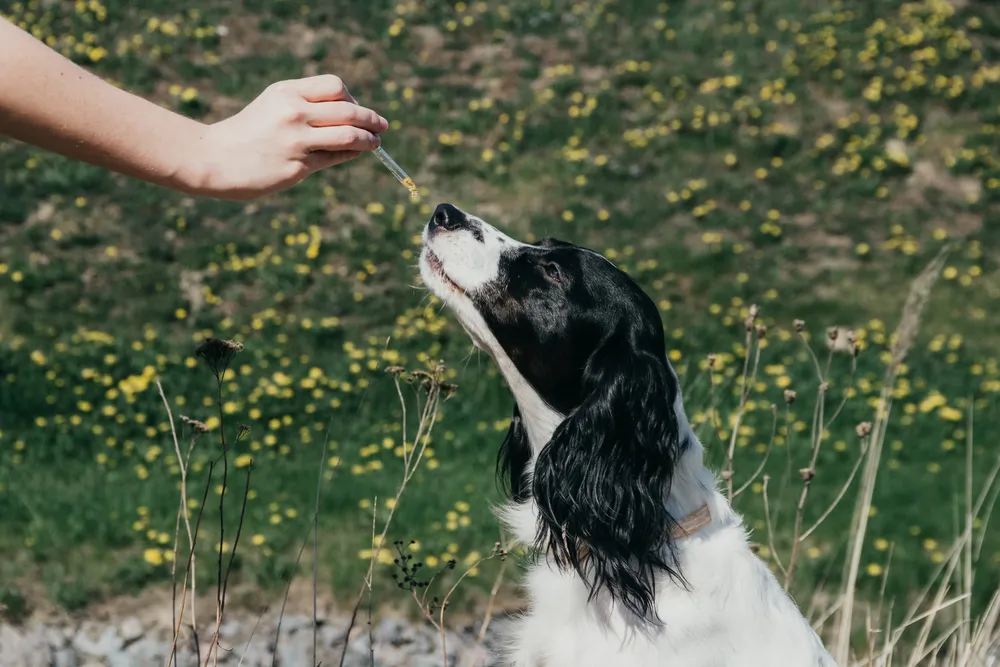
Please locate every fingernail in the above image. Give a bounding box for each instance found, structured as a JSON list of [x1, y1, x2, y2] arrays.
[[379, 116, 389, 131]]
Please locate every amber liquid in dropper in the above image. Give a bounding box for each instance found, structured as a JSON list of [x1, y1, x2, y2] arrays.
[[372, 146, 420, 199]]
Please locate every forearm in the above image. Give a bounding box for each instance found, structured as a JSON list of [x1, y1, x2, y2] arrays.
[[0, 17, 210, 194]]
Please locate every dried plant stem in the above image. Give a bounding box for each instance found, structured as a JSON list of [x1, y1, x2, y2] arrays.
[[312, 421, 335, 667], [784, 381, 828, 591], [733, 405, 777, 498], [725, 314, 761, 501], [209, 376, 230, 667], [475, 534, 510, 645], [761, 476, 785, 575], [798, 440, 868, 542], [833, 246, 949, 666], [159, 381, 199, 667], [337, 368, 447, 667], [236, 606, 267, 667], [270, 518, 314, 667], [167, 461, 216, 666], [204, 464, 252, 667]]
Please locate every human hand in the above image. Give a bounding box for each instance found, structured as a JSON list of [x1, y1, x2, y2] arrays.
[[190, 74, 388, 200]]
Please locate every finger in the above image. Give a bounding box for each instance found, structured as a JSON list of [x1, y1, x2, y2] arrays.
[[293, 74, 355, 103], [306, 101, 388, 134], [308, 126, 381, 153], [303, 150, 362, 172]]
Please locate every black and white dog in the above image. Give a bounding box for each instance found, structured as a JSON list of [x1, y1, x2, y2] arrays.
[[418, 203, 837, 667]]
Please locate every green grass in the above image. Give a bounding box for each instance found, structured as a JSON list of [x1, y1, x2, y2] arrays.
[[1, 0, 999, 633]]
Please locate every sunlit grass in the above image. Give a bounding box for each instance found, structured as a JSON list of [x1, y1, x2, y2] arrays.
[[0, 1, 998, 655]]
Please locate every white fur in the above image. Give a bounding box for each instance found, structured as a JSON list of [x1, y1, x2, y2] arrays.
[[420, 209, 837, 667]]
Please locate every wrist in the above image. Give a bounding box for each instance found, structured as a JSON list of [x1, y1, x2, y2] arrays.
[[169, 120, 220, 198]]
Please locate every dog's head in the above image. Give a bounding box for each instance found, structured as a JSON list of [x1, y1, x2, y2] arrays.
[[420, 203, 688, 622]]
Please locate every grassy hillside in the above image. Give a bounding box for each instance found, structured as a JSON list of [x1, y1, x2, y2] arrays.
[[1, 0, 998, 635]]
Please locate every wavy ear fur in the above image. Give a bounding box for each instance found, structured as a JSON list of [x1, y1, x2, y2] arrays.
[[497, 405, 532, 503], [531, 335, 682, 622]]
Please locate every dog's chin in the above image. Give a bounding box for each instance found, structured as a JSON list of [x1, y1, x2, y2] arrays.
[[419, 248, 465, 298], [419, 249, 491, 352]]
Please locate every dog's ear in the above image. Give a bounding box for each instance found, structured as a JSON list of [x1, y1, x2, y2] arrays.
[[532, 334, 682, 622], [497, 404, 532, 503]]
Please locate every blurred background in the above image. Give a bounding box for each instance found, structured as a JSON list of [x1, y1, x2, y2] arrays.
[[0, 0, 998, 665]]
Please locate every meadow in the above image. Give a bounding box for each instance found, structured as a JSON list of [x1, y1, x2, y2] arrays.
[[1, 0, 999, 661]]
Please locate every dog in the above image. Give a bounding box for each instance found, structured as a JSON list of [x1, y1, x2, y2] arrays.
[[419, 203, 837, 667]]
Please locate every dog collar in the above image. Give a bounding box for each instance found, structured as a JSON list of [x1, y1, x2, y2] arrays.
[[671, 503, 712, 539]]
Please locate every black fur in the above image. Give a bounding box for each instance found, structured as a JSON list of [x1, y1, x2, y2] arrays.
[[482, 236, 686, 623], [532, 330, 683, 623], [497, 405, 532, 503]]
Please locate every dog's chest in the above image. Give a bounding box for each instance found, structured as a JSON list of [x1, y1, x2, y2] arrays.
[[500, 519, 836, 667]]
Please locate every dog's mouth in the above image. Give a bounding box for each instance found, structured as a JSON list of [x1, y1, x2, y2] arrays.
[[423, 248, 465, 297]]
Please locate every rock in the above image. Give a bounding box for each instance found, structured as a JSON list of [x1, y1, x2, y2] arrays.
[[120, 616, 143, 645], [72, 623, 119, 658], [0, 624, 50, 667], [218, 617, 243, 640], [44, 625, 68, 649], [51, 648, 78, 667]]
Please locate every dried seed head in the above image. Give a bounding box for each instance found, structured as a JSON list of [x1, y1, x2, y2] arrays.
[[744, 304, 760, 332], [819, 381, 829, 393], [385, 365, 405, 376], [180, 415, 210, 433], [756, 324, 768, 339], [856, 421, 873, 438], [784, 389, 797, 404], [195, 338, 243, 377], [827, 327, 839, 341], [793, 319, 805, 333], [799, 467, 815, 482], [847, 330, 857, 345], [707, 353, 717, 369], [236, 424, 251, 441]]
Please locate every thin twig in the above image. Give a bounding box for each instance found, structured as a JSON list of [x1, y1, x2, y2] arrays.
[[312, 419, 335, 667], [337, 367, 447, 667], [734, 404, 778, 498], [167, 461, 216, 666], [158, 381, 199, 667], [236, 605, 268, 667], [761, 476, 786, 575], [798, 438, 868, 542], [725, 310, 761, 501]]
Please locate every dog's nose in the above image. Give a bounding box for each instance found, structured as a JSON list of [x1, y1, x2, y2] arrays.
[[430, 203, 466, 232]]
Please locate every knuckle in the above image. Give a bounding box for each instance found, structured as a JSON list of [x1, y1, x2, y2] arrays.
[[267, 80, 293, 96], [283, 102, 306, 124], [322, 74, 345, 94], [347, 106, 366, 125]]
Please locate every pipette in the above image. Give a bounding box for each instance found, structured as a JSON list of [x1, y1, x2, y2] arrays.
[[371, 146, 419, 200]]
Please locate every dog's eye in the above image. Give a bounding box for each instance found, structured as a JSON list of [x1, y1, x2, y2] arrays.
[[540, 261, 563, 284]]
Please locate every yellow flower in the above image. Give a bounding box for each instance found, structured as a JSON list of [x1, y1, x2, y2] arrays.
[[143, 548, 164, 566], [235, 454, 253, 468], [252, 534, 265, 546], [938, 406, 963, 422]]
